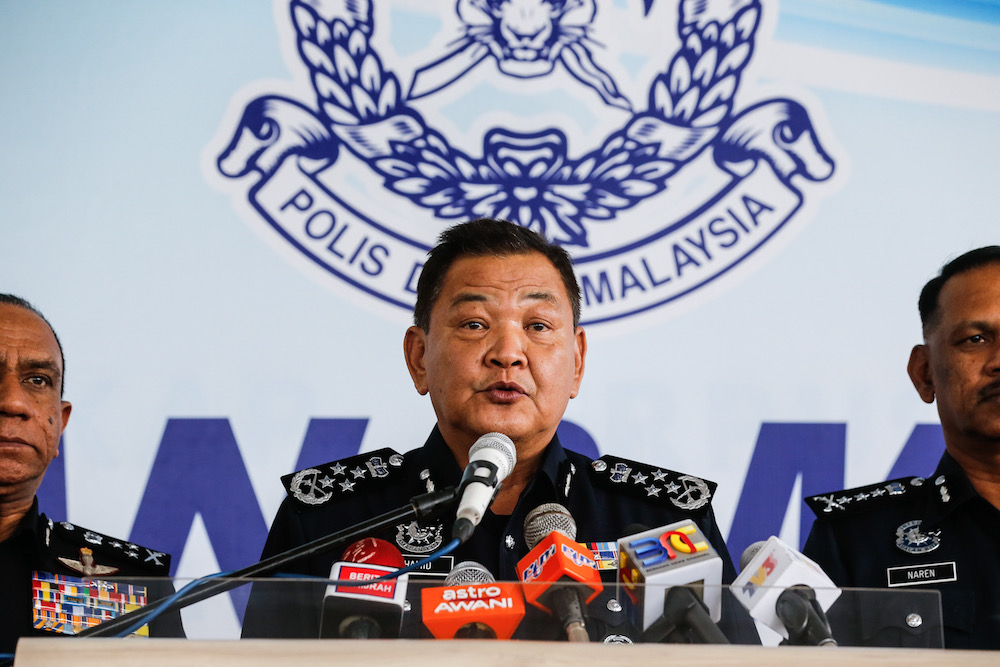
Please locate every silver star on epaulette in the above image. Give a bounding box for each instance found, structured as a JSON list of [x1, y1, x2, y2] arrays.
[[331, 462, 346, 476], [665, 482, 680, 494], [855, 491, 870, 501], [351, 466, 366, 479], [652, 469, 667, 482], [340, 479, 356, 492], [837, 496, 852, 504], [632, 472, 648, 485], [645, 485, 661, 497], [870, 488, 885, 497], [319, 475, 334, 488]]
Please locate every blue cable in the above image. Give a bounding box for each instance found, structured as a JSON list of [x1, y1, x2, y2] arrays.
[[110, 537, 461, 637], [114, 570, 234, 638]]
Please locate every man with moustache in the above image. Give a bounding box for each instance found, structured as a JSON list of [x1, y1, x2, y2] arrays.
[[243, 218, 755, 641], [804, 247, 1000, 649], [0, 295, 180, 653]]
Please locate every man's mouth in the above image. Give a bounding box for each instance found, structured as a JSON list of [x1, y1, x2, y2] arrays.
[[483, 381, 527, 402]]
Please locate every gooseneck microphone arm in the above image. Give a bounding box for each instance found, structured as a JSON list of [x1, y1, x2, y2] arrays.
[[77, 486, 460, 638]]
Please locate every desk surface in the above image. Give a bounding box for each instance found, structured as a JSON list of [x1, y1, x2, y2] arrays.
[[14, 638, 999, 666]]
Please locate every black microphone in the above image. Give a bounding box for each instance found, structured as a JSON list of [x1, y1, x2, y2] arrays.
[[452, 433, 516, 543], [732, 536, 839, 646]]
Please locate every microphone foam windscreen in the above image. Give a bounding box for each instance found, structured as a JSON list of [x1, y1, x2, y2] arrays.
[[524, 503, 577, 549], [471, 432, 516, 476], [444, 561, 496, 586], [739, 541, 767, 572]]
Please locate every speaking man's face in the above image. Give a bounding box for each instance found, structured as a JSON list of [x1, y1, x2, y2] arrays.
[[405, 252, 585, 453]]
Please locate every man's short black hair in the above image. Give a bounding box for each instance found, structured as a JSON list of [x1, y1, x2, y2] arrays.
[[0, 294, 66, 396], [413, 218, 582, 331], [918, 246, 1000, 336]]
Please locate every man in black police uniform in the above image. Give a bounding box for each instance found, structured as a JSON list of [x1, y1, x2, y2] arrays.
[[803, 246, 1000, 650], [242, 218, 755, 642], [0, 295, 181, 654]]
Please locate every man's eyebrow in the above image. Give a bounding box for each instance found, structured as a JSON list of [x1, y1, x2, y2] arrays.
[[448, 292, 489, 309], [523, 290, 559, 307], [20, 358, 62, 378], [953, 320, 998, 333], [447, 290, 560, 309]]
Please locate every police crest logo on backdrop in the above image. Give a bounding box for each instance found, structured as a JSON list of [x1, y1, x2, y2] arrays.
[[210, 0, 836, 324]]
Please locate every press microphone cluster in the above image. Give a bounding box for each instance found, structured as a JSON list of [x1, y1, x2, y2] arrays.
[[516, 503, 602, 642], [452, 432, 516, 543], [732, 536, 840, 646], [617, 520, 727, 643], [422, 561, 526, 639], [320, 538, 409, 639]]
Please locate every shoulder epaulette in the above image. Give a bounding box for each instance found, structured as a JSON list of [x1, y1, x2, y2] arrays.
[[805, 476, 927, 519], [588, 454, 716, 512], [47, 519, 171, 575], [282, 447, 404, 508]]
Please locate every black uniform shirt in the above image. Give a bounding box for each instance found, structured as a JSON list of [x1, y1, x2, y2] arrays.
[[0, 499, 183, 654], [242, 427, 757, 642], [803, 451, 1000, 649]]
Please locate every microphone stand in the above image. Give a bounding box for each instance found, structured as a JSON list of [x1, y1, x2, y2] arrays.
[[77, 487, 459, 638], [776, 586, 837, 646], [641, 586, 730, 644]]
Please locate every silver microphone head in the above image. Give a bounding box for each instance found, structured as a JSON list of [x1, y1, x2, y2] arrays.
[[523, 502, 577, 549], [444, 560, 496, 586], [469, 432, 516, 477], [739, 540, 768, 572]]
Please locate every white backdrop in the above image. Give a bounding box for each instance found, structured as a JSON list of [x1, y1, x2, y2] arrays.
[[2, 0, 999, 636]]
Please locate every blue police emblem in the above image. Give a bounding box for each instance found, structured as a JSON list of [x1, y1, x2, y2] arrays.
[[210, 0, 836, 323], [895, 520, 941, 555]]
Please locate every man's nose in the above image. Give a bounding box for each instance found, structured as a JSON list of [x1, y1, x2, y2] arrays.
[[988, 340, 1000, 375], [0, 374, 31, 418], [487, 325, 527, 368]]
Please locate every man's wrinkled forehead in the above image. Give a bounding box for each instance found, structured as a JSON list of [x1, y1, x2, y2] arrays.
[[0, 306, 63, 368], [446, 288, 561, 312], [938, 266, 1000, 319]]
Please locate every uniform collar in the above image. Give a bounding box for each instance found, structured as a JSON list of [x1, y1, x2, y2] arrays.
[[921, 450, 982, 528], [1, 497, 44, 556], [412, 426, 567, 494]]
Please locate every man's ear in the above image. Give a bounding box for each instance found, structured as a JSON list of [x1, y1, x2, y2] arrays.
[[569, 326, 587, 399], [907, 344, 935, 404], [403, 326, 429, 395]]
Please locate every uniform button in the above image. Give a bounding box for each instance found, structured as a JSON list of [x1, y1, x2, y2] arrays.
[[934, 475, 946, 486], [592, 460, 607, 472], [606, 599, 622, 613], [505, 535, 515, 550], [906, 613, 922, 628]]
